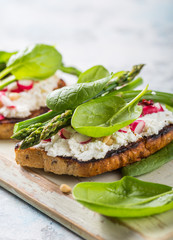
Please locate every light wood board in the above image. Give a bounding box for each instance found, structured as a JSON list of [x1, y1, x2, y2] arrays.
[[0, 140, 173, 240]]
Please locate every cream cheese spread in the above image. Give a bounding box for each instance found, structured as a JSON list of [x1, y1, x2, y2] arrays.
[[37, 106, 173, 161], [0, 76, 59, 118]]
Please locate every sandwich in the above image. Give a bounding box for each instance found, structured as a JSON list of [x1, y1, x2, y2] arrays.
[[13, 64, 173, 177], [0, 44, 80, 139]]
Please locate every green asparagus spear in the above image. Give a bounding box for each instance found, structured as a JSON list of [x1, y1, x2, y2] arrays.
[[41, 110, 72, 140], [95, 64, 144, 98], [115, 90, 173, 107], [11, 123, 44, 140], [13, 110, 60, 133], [20, 126, 44, 149]]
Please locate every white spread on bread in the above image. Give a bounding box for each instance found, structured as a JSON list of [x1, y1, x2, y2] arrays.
[[37, 106, 173, 161], [0, 76, 59, 118]]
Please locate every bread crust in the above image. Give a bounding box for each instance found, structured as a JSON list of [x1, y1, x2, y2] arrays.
[[15, 124, 173, 177], [0, 79, 66, 139]]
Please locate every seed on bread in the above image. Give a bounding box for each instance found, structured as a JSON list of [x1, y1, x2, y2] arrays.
[[9, 93, 20, 101], [102, 135, 114, 146]]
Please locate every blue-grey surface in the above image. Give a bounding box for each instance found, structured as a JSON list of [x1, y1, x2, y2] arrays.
[[0, 0, 173, 239]]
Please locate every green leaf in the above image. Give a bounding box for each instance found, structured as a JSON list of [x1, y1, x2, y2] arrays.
[[71, 85, 148, 137], [77, 65, 109, 83], [46, 75, 112, 112], [122, 141, 173, 177], [60, 63, 81, 76], [0, 44, 62, 80], [73, 176, 173, 217], [0, 51, 17, 73], [0, 51, 17, 63]]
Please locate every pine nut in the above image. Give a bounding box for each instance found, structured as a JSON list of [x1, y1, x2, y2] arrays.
[[9, 93, 20, 101], [60, 184, 71, 194]]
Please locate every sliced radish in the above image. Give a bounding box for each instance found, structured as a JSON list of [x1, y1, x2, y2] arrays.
[[1, 88, 7, 92], [142, 105, 158, 115], [17, 80, 34, 91], [0, 92, 5, 97], [7, 81, 18, 92], [118, 129, 127, 133], [80, 136, 92, 144], [142, 103, 164, 116], [138, 99, 154, 106], [118, 126, 128, 133], [58, 128, 71, 139], [73, 133, 92, 144], [0, 114, 5, 120], [7, 105, 16, 109], [130, 120, 145, 134], [43, 138, 51, 142], [0, 94, 16, 108], [154, 103, 164, 112]]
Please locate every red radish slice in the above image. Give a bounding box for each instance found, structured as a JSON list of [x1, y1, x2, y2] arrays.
[[0, 94, 16, 108], [154, 103, 164, 112], [138, 99, 154, 106], [43, 138, 51, 142], [142, 105, 158, 115], [7, 105, 16, 109], [0, 92, 5, 97], [142, 103, 164, 116], [130, 120, 145, 134], [0, 114, 5, 120], [74, 133, 92, 144], [118, 126, 128, 133], [80, 137, 92, 144], [7, 81, 18, 92], [1, 88, 7, 92], [58, 128, 71, 139], [118, 129, 127, 133], [17, 80, 34, 91]]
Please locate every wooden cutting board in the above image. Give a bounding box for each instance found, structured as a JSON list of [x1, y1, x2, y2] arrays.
[[0, 139, 173, 240]]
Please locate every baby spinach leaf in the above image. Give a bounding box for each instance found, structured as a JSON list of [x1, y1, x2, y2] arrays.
[[73, 176, 173, 217], [46, 75, 111, 112], [71, 85, 148, 137], [60, 63, 81, 76], [122, 141, 173, 177], [77, 65, 109, 83], [0, 44, 62, 80], [0, 51, 17, 72], [0, 51, 17, 63]]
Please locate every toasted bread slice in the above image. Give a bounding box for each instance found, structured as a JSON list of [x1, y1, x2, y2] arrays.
[[0, 107, 49, 139], [0, 79, 66, 139], [15, 124, 173, 177]]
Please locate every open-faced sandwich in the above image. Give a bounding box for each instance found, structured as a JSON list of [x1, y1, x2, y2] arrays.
[[0, 44, 80, 139], [13, 64, 173, 177]]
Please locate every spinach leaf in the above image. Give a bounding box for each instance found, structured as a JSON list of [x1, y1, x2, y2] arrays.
[[0, 51, 17, 63], [60, 63, 81, 76], [77, 65, 109, 83], [46, 75, 111, 112], [122, 141, 173, 177], [71, 85, 148, 137], [0, 44, 62, 80], [73, 176, 173, 217], [0, 51, 17, 72]]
